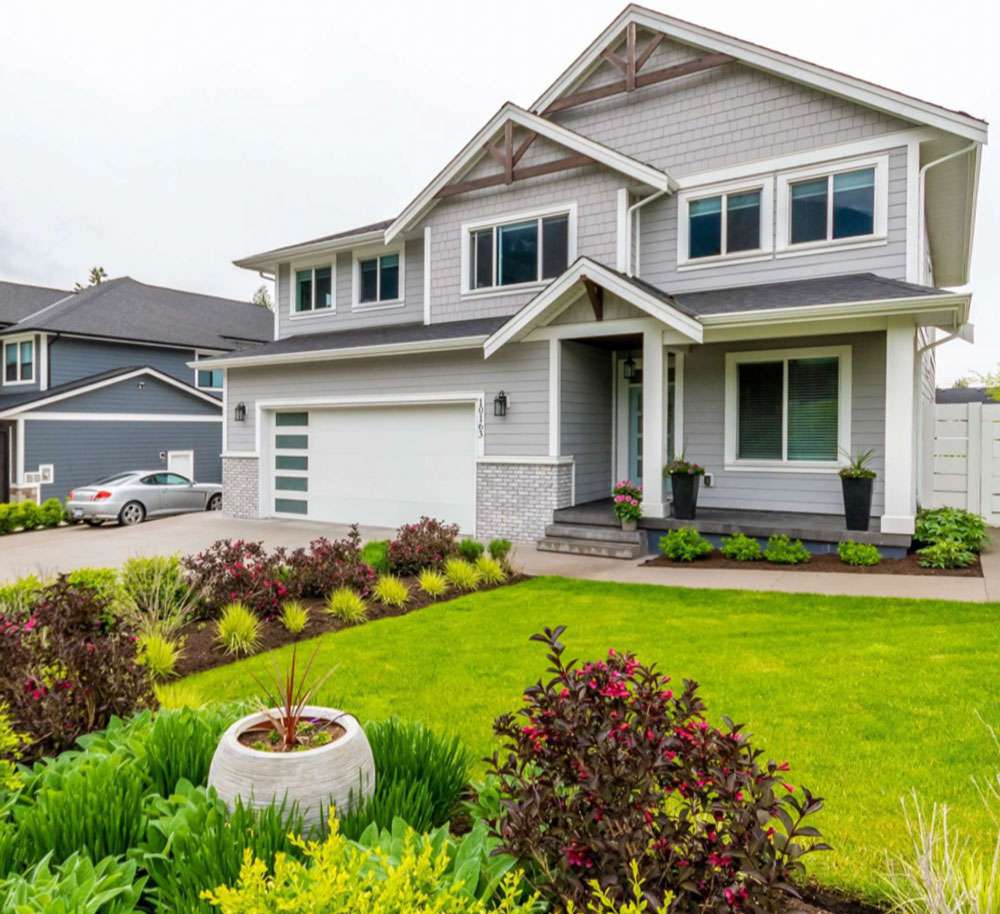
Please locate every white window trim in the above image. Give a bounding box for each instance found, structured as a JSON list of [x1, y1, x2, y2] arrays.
[[460, 202, 578, 297], [723, 345, 852, 473], [289, 260, 337, 320], [352, 241, 406, 311], [775, 154, 889, 257], [2, 334, 36, 387], [677, 177, 774, 270], [194, 351, 224, 391]]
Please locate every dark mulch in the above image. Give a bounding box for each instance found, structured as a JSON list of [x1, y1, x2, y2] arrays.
[[174, 574, 528, 677], [642, 552, 983, 577]]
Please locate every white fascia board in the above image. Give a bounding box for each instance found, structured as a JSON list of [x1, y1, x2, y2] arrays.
[[530, 7, 988, 145], [20, 412, 221, 423], [384, 103, 673, 244], [233, 229, 386, 272], [188, 334, 489, 371]]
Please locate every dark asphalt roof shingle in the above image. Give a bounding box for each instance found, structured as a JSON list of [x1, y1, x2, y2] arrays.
[[936, 387, 993, 404], [1, 277, 274, 350], [236, 219, 395, 264], [0, 281, 72, 326]]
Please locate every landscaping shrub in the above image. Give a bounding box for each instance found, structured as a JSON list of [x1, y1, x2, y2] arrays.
[[279, 600, 309, 634], [184, 540, 291, 619], [372, 574, 410, 608], [387, 516, 460, 575], [0, 852, 146, 914], [838, 541, 881, 567], [915, 507, 989, 553], [0, 704, 25, 792], [418, 568, 448, 597], [917, 539, 977, 570], [0, 577, 154, 762], [215, 602, 262, 656], [13, 500, 41, 532], [38, 497, 64, 528], [288, 527, 377, 598], [459, 538, 486, 561], [475, 555, 507, 584], [66, 566, 122, 607], [119, 555, 199, 638], [487, 626, 826, 912], [659, 527, 713, 562], [488, 538, 513, 563], [764, 534, 811, 565], [0, 503, 14, 535], [138, 633, 181, 680], [327, 587, 369, 624], [444, 558, 481, 592], [720, 532, 762, 561], [0, 574, 43, 618], [361, 539, 391, 573]]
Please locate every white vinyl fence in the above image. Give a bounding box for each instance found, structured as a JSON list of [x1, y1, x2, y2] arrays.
[[932, 402, 1000, 524]]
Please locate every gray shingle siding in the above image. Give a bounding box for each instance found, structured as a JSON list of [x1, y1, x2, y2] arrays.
[[560, 341, 613, 503], [32, 374, 220, 416]]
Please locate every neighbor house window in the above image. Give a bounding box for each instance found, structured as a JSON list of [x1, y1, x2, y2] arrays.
[[358, 253, 401, 304], [293, 265, 333, 314], [3, 338, 34, 385], [197, 368, 224, 390], [725, 347, 851, 467], [689, 190, 762, 259], [466, 208, 573, 291]]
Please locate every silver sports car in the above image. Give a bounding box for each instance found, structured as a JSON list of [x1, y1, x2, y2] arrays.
[[66, 471, 223, 527]]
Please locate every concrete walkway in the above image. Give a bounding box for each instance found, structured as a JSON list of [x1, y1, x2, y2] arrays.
[[513, 540, 1000, 602]]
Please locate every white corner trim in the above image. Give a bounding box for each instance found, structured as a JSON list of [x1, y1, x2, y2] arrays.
[[548, 338, 561, 458], [676, 176, 774, 269], [423, 226, 432, 325], [15, 417, 24, 484], [351, 240, 406, 311], [39, 334, 48, 392]]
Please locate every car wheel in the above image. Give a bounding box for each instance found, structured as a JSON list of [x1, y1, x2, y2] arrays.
[[83, 519, 104, 528], [207, 493, 222, 512], [118, 501, 146, 526]]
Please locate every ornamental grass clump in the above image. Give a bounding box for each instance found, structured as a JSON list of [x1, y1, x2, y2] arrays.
[[215, 602, 262, 657], [659, 527, 712, 562], [475, 555, 507, 585], [487, 626, 827, 913], [418, 568, 448, 597], [720, 532, 762, 561], [279, 600, 310, 634], [444, 558, 481, 592], [138, 632, 181, 681], [373, 574, 410, 608], [327, 587, 369, 624]]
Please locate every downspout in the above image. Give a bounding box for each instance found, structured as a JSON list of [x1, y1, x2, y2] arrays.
[[917, 142, 977, 284], [259, 270, 277, 341], [625, 190, 667, 277]]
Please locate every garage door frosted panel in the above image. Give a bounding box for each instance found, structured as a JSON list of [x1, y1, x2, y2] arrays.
[[307, 405, 476, 531]]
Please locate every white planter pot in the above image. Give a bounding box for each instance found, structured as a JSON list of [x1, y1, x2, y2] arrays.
[[208, 705, 375, 830]]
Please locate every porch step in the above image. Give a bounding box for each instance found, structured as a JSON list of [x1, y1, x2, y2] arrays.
[[544, 523, 643, 544], [536, 534, 646, 561]]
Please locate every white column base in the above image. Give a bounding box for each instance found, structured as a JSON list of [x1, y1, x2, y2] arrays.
[[880, 514, 916, 535], [642, 500, 666, 519]]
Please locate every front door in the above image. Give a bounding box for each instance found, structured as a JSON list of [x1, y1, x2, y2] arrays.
[[617, 352, 679, 488]]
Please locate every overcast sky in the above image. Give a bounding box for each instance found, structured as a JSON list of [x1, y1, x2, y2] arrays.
[[0, 0, 994, 383]]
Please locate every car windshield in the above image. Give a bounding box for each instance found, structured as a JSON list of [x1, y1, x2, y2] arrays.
[[91, 473, 137, 486]]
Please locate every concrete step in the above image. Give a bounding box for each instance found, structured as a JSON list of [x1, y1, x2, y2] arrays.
[[536, 536, 646, 560], [544, 522, 643, 544]]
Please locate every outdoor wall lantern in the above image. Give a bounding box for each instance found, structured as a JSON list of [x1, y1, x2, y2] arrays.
[[493, 390, 508, 417], [623, 356, 637, 381], [234, 402, 248, 422]]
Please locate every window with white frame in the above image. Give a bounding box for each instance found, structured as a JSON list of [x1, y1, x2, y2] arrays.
[[724, 346, 852, 468], [354, 247, 404, 307], [462, 205, 576, 293], [194, 354, 223, 391], [293, 265, 334, 314], [3, 337, 34, 385], [677, 180, 773, 267], [776, 156, 887, 253]]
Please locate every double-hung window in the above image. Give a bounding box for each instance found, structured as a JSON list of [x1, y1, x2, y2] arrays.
[[293, 265, 333, 315], [678, 181, 772, 267], [357, 251, 402, 306], [3, 338, 34, 385], [725, 347, 851, 468], [194, 354, 223, 391], [464, 206, 574, 292]]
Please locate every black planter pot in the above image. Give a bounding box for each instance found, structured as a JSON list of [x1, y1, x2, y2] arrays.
[[841, 476, 874, 531], [670, 473, 701, 520]]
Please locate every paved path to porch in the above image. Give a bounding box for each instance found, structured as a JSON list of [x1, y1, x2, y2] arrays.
[[512, 537, 1000, 603]]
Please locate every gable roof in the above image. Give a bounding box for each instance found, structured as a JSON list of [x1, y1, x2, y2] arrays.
[[1, 277, 274, 351], [234, 219, 394, 271], [383, 102, 674, 244], [532, 4, 988, 143], [0, 281, 71, 327], [0, 365, 223, 418]]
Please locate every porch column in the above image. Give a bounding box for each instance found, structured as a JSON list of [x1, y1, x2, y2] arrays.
[[882, 316, 917, 534], [548, 338, 561, 457], [642, 328, 666, 517]]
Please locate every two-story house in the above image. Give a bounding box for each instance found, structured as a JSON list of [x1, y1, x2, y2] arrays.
[[197, 5, 985, 554], [0, 277, 272, 505]]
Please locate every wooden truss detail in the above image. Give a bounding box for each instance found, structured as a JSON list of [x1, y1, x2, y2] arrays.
[[582, 277, 604, 321]]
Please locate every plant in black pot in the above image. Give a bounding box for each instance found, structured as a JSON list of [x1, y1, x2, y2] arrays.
[[839, 449, 876, 531], [664, 455, 705, 520]]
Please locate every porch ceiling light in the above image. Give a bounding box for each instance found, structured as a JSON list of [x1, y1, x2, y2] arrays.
[[493, 390, 508, 417], [234, 402, 248, 422], [623, 356, 637, 381]]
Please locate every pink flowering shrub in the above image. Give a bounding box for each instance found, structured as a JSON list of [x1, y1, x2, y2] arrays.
[[387, 516, 459, 575], [487, 627, 826, 913], [612, 480, 643, 523], [0, 577, 153, 763], [286, 527, 377, 598], [184, 539, 291, 619]]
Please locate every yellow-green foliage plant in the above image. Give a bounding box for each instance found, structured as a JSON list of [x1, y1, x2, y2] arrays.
[[444, 558, 481, 592], [474, 555, 506, 585], [326, 587, 369, 624], [202, 818, 538, 914], [0, 704, 26, 791], [373, 574, 409, 608], [139, 632, 181, 680], [216, 602, 262, 656], [566, 861, 667, 913], [280, 600, 310, 634], [417, 568, 448, 598], [154, 681, 204, 710]]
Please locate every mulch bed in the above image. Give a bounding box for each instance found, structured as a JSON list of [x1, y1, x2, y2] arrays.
[[174, 573, 529, 677], [642, 552, 983, 577]]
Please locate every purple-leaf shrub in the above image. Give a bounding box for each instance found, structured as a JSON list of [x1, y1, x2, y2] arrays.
[[286, 527, 376, 597], [487, 626, 827, 912], [387, 516, 459, 575], [183, 539, 291, 619]]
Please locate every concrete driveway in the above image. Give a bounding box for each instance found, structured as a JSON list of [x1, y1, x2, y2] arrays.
[[0, 513, 396, 581]]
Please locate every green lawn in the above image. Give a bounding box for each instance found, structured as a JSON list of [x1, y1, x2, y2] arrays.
[[181, 577, 1000, 901]]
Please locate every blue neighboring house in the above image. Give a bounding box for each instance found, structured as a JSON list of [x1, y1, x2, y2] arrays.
[[0, 277, 272, 504]]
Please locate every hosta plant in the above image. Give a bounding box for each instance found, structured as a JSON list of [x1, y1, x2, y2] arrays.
[[418, 569, 448, 597], [475, 555, 507, 585], [215, 602, 262, 656], [373, 574, 410, 608], [720, 532, 762, 561], [917, 539, 977, 570], [838, 541, 881, 567], [915, 507, 989, 553], [279, 600, 310, 634], [487, 626, 827, 912], [327, 587, 369, 624], [0, 852, 146, 914], [659, 527, 713, 562], [444, 558, 481, 592]]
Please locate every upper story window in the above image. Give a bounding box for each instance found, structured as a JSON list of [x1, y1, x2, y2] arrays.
[[293, 265, 333, 315], [3, 337, 34, 385], [677, 180, 773, 269], [352, 244, 405, 310], [462, 204, 577, 295]]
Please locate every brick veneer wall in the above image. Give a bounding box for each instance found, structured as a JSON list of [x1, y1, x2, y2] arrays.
[[222, 456, 259, 519], [476, 459, 573, 542]]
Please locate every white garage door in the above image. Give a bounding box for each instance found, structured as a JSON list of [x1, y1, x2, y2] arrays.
[[270, 404, 477, 532]]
